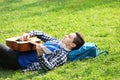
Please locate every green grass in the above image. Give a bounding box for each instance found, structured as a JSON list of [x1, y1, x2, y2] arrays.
[[0, 0, 120, 80]]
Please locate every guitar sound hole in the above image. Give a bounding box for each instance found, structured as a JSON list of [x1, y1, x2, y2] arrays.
[[16, 39, 22, 42]]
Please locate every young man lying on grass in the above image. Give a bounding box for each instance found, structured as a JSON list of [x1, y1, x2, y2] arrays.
[[0, 30, 85, 71]]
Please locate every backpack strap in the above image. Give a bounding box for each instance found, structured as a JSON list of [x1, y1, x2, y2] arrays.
[[97, 50, 109, 56]]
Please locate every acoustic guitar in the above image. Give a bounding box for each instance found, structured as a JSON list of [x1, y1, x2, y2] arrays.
[[6, 36, 41, 52]]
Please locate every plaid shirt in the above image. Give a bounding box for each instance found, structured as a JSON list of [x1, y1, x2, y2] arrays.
[[26, 30, 70, 71]]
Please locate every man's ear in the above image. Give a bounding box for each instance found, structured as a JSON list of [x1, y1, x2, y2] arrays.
[[71, 43, 76, 48]]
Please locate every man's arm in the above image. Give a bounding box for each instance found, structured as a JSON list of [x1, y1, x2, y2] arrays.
[[38, 50, 68, 71], [27, 49, 68, 71], [20, 30, 57, 42], [29, 30, 57, 42]]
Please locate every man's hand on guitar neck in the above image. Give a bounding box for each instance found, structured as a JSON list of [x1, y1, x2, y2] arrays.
[[36, 43, 43, 57]]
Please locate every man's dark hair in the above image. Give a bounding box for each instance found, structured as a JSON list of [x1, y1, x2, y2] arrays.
[[72, 32, 85, 50]]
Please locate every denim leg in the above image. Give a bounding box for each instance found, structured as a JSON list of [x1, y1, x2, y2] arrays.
[[0, 43, 21, 70]]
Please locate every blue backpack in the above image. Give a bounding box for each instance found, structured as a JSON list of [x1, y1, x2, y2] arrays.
[[67, 43, 109, 61]]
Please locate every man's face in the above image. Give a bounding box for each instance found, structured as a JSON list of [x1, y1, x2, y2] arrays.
[[61, 33, 76, 48]]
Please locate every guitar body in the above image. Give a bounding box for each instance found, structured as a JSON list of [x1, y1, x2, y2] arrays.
[[6, 36, 41, 52]]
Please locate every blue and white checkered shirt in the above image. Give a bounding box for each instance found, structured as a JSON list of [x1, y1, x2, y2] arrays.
[[26, 30, 70, 71]]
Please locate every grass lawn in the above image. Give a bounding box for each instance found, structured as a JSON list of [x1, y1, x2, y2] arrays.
[[0, 0, 120, 80]]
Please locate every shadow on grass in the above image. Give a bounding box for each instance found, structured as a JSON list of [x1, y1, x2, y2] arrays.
[[17, 70, 46, 80], [0, 68, 46, 79], [0, 68, 17, 79]]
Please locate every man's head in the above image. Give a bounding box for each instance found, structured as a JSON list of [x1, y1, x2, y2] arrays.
[[61, 32, 85, 50]]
